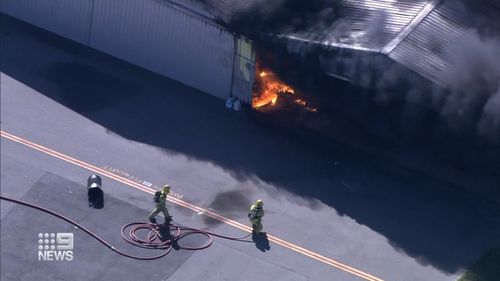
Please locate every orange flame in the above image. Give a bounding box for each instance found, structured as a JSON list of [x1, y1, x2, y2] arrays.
[[252, 62, 317, 112], [295, 99, 306, 106], [252, 69, 295, 109], [253, 91, 278, 108], [294, 99, 317, 112]]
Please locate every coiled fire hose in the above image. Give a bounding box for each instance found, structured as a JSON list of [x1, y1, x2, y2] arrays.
[[0, 194, 252, 260]]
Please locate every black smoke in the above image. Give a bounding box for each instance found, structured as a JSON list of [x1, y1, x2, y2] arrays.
[[228, 0, 500, 147], [229, 0, 338, 40]]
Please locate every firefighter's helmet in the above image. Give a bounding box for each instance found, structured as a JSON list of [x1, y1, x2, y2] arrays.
[[255, 199, 263, 208]]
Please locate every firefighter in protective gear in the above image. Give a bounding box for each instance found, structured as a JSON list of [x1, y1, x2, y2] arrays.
[[248, 199, 264, 234], [149, 185, 171, 224]]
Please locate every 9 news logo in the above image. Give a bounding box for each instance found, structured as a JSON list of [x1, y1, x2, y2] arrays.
[[37, 232, 74, 261]]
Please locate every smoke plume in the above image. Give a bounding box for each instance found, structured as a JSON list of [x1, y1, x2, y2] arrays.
[[437, 30, 500, 144], [229, 0, 339, 40], [229, 0, 500, 145]]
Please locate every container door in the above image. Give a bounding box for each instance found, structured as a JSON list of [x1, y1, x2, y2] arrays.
[[231, 37, 255, 104]]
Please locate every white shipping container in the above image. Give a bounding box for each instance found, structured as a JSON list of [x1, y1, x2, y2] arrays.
[[1, 0, 93, 45], [90, 0, 234, 98], [1, 0, 253, 100]]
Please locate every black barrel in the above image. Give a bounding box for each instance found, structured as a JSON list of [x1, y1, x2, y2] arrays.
[[87, 174, 103, 208]]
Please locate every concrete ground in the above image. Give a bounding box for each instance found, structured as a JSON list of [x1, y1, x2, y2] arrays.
[[1, 14, 500, 281]]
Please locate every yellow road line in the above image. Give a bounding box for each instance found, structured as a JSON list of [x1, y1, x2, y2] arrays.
[[1, 130, 383, 281]]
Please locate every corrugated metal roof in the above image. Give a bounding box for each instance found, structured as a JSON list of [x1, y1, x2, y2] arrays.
[[382, 0, 440, 53], [388, 0, 500, 88], [192, 0, 500, 90], [326, 0, 430, 50], [193, 0, 257, 21], [245, 0, 432, 51]]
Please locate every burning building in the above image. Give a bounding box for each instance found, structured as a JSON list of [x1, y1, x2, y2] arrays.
[[3, 0, 499, 144], [199, 0, 500, 91], [199, 0, 500, 145]]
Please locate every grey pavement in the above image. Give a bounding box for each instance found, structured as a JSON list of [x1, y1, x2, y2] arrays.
[[1, 14, 500, 281]]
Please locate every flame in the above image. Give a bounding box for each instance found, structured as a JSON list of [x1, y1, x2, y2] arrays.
[[294, 99, 317, 112], [253, 91, 278, 108], [252, 68, 295, 109], [295, 99, 306, 106], [252, 61, 317, 112]]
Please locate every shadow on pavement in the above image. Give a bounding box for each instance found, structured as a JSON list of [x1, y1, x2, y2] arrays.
[[0, 172, 194, 281], [1, 14, 499, 274], [88, 189, 104, 209], [252, 233, 271, 252]]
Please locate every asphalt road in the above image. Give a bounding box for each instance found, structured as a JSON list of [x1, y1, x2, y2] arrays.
[[1, 14, 499, 281]]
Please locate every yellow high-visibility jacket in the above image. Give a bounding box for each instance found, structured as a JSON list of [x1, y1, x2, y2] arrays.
[[248, 204, 264, 221]]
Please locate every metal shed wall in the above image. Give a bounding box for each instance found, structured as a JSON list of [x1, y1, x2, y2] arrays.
[[90, 0, 235, 98], [1, 0, 250, 100], [0, 0, 92, 45]]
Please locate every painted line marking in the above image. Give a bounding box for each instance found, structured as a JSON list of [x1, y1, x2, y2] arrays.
[[102, 166, 183, 199], [1, 130, 383, 281]]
